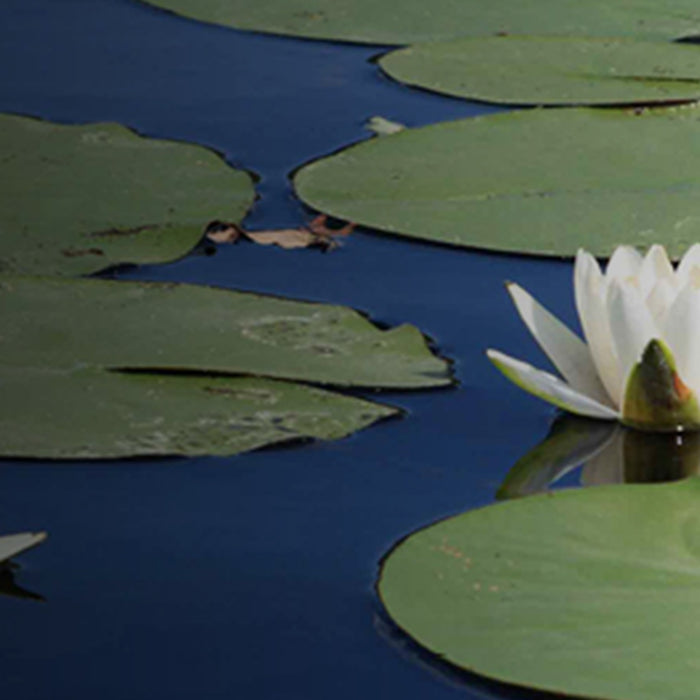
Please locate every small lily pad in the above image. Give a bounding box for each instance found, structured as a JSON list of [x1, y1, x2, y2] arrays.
[[295, 103, 700, 258], [378, 478, 700, 700], [0, 368, 396, 458], [138, 0, 700, 44], [0, 114, 254, 276], [0, 275, 449, 388], [380, 36, 700, 106]]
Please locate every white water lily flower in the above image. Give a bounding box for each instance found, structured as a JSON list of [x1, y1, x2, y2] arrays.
[[487, 245, 700, 432]]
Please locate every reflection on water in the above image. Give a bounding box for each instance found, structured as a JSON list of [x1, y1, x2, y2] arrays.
[[0, 564, 44, 602], [498, 415, 700, 499]]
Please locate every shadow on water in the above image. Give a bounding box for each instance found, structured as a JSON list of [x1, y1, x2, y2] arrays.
[[0, 564, 44, 603]]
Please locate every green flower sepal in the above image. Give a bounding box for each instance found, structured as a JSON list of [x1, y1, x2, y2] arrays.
[[622, 339, 700, 433]]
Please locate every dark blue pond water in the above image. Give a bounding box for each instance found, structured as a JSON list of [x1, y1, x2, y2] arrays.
[[0, 2, 575, 698]]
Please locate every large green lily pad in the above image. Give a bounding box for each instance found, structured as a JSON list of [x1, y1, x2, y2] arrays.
[[0, 368, 395, 458], [0, 275, 449, 388], [295, 103, 700, 259], [380, 36, 700, 106], [0, 114, 254, 276], [378, 478, 700, 700], [138, 0, 700, 45]]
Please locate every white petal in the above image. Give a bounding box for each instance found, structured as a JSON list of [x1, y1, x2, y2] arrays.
[[506, 283, 613, 406], [663, 284, 700, 396], [646, 278, 677, 325], [639, 244, 675, 298], [605, 246, 643, 286], [487, 349, 619, 420], [0, 532, 47, 563], [574, 250, 621, 406], [606, 278, 659, 392], [676, 243, 700, 287]]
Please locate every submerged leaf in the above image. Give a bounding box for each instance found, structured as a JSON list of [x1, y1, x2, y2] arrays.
[[295, 104, 700, 258], [0, 114, 254, 276], [206, 215, 353, 250], [378, 478, 700, 700]]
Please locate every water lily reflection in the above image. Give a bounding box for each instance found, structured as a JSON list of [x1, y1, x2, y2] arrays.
[[498, 414, 700, 499], [488, 245, 700, 432]]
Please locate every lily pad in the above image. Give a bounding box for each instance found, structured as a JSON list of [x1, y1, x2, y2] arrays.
[[378, 478, 700, 700], [0, 275, 449, 388], [295, 103, 700, 258], [0, 114, 254, 276], [138, 0, 700, 44], [0, 368, 396, 458], [380, 36, 700, 106]]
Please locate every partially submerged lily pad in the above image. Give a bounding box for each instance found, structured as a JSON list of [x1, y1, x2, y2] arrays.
[[138, 0, 700, 44], [0, 114, 254, 276], [295, 104, 700, 258], [380, 36, 700, 106], [0, 368, 396, 458], [0, 275, 449, 388], [378, 478, 700, 700]]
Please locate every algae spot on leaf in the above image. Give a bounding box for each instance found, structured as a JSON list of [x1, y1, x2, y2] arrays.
[[0, 114, 255, 276]]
